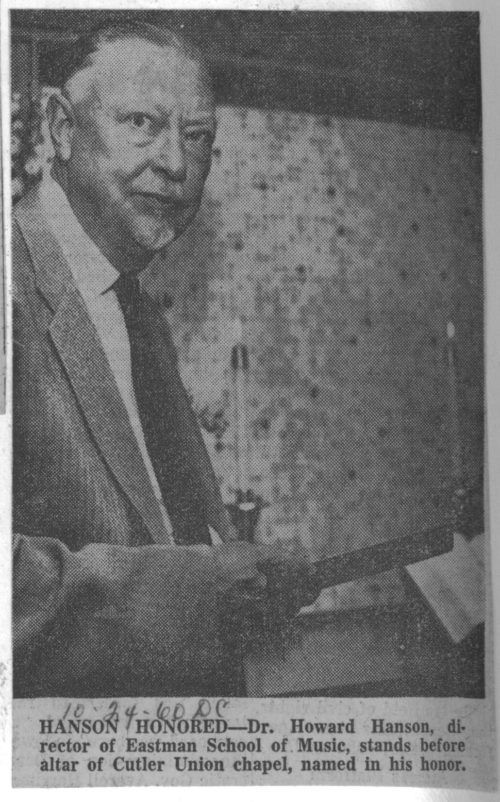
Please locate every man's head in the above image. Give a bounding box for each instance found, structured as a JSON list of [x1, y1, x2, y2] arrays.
[[47, 22, 216, 271]]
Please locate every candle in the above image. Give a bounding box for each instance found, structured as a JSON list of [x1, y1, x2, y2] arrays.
[[446, 320, 462, 482], [231, 318, 250, 496]]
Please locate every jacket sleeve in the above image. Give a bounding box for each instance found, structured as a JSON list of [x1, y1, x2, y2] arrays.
[[13, 533, 240, 698]]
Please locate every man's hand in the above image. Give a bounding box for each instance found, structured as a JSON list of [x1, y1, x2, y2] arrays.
[[215, 540, 320, 653]]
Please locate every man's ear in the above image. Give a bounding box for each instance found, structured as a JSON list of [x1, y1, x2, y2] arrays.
[[46, 93, 74, 162]]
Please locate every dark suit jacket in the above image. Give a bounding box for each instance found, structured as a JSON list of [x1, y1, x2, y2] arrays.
[[13, 187, 239, 697]]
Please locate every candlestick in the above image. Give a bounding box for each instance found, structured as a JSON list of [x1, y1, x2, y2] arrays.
[[446, 320, 462, 482], [228, 318, 262, 540], [231, 318, 250, 495]]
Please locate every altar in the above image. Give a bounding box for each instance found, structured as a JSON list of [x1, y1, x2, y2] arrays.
[[245, 533, 485, 697]]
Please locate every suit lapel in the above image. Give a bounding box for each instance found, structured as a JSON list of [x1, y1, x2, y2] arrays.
[[14, 190, 173, 545]]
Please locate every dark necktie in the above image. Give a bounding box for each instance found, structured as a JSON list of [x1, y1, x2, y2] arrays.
[[114, 273, 211, 545]]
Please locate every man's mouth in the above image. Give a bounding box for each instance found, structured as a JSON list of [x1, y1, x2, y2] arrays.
[[132, 192, 185, 212]]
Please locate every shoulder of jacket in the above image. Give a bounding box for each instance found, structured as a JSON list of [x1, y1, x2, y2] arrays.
[[12, 214, 36, 303]]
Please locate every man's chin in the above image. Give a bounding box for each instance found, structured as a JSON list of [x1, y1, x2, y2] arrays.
[[131, 223, 178, 253]]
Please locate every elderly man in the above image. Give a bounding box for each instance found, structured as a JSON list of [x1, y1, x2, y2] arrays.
[[13, 21, 316, 698]]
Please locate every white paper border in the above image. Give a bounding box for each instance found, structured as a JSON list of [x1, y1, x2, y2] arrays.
[[2, 2, 499, 801]]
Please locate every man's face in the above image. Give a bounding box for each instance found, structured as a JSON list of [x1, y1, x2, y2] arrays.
[[65, 38, 216, 256]]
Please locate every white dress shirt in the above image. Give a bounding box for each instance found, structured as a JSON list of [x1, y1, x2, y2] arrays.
[[40, 175, 176, 537]]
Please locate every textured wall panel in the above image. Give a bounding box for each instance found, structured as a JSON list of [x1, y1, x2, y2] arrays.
[[146, 106, 482, 584]]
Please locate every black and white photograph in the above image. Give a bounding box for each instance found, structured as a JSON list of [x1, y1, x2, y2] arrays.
[[4, 1, 496, 790]]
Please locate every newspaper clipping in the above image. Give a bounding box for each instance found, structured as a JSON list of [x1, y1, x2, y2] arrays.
[[4, 1, 496, 791]]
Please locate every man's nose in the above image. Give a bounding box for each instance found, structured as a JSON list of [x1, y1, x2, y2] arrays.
[[150, 129, 187, 183]]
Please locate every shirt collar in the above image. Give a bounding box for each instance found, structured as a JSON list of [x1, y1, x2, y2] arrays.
[[40, 173, 119, 300]]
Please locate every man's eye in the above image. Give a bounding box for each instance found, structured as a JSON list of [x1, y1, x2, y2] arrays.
[[127, 114, 153, 131], [184, 129, 213, 146]]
